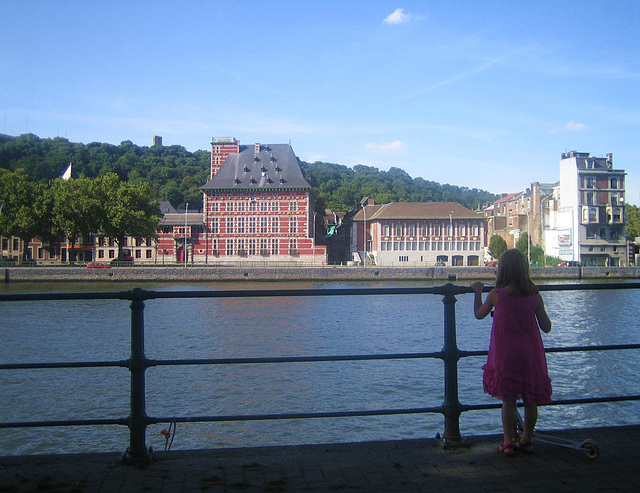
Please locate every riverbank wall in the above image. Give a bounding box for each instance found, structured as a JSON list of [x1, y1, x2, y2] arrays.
[[4, 265, 639, 283]]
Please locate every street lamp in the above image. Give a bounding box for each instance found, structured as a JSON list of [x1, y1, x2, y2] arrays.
[[449, 211, 453, 265], [184, 202, 188, 268], [363, 203, 367, 268], [525, 207, 531, 265]]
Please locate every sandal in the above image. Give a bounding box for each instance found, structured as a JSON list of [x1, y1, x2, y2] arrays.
[[515, 441, 535, 454], [497, 442, 515, 456]]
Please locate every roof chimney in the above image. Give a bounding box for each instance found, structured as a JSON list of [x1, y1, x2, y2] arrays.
[[255, 142, 260, 153]]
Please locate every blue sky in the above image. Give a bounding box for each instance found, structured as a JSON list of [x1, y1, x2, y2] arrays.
[[2, 1, 639, 205]]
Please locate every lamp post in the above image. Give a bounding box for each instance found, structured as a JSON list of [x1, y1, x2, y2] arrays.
[[363, 203, 367, 268], [449, 211, 453, 266], [525, 207, 531, 265], [184, 203, 188, 268], [312, 211, 316, 266]]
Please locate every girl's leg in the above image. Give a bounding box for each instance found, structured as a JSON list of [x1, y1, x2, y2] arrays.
[[520, 402, 538, 444], [501, 400, 517, 445]]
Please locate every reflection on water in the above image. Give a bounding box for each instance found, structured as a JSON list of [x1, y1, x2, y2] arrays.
[[1, 280, 638, 454]]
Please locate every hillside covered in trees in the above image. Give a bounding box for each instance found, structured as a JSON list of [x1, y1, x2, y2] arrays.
[[0, 133, 496, 212]]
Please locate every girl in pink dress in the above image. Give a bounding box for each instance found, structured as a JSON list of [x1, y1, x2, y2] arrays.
[[471, 249, 552, 456]]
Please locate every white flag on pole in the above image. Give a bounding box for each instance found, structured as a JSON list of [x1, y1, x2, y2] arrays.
[[61, 163, 72, 180]]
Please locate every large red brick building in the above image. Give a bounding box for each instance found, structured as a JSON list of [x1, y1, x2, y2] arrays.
[[154, 137, 327, 264]]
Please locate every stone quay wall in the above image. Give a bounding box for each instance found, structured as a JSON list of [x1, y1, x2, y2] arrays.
[[3, 266, 639, 283]]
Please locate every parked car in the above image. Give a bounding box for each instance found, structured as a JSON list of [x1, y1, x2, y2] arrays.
[[557, 261, 582, 267], [110, 256, 134, 266], [86, 262, 110, 269]]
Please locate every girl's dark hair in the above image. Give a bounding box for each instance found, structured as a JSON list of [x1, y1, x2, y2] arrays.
[[495, 249, 538, 296]]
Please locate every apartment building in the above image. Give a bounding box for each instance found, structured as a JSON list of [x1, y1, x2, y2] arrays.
[[351, 199, 485, 266], [545, 151, 626, 266]]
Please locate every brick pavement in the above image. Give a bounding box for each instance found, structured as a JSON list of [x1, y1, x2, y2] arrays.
[[1, 425, 638, 492]]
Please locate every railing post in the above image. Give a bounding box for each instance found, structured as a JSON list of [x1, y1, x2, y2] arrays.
[[440, 283, 467, 448], [122, 288, 154, 464]]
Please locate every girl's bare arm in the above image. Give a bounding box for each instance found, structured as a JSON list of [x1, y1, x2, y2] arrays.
[[535, 294, 552, 333]]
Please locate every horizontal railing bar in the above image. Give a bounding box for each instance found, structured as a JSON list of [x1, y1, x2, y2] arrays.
[[1, 282, 639, 303], [149, 352, 444, 367], [9, 393, 639, 430], [4, 342, 638, 371], [0, 418, 128, 429], [153, 406, 446, 424], [462, 394, 640, 412], [0, 360, 129, 370], [461, 343, 640, 358]]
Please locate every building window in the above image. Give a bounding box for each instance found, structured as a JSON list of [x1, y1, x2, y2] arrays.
[[227, 202, 234, 212], [271, 238, 279, 255], [237, 239, 246, 256], [237, 217, 245, 234], [260, 238, 268, 255], [261, 201, 268, 212], [237, 201, 246, 212], [613, 208, 621, 222], [398, 256, 409, 262], [611, 177, 618, 189], [585, 177, 594, 188], [249, 201, 257, 212], [289, 217, 297, 233], [109, 249, 115, 259], [272, 201, 279, 212], [434, 224, 441, 236], [383, 224, 390, 236], [289, 201, 298, 212], [249, 217, 256, 233], [146, 250, 152, 259], [409, 224, 416, 236], [586, 192, 594, 205], [272, 217, 279, 233], [260, 217, 268, 233], [395, 224, 403, 236], [289, 238, 298, 254], [226, 240, 234, 256], [98, 250, 104, 259], [211, 202, 219, 212], [249, 239, 256, 255], [227, 217, 234, 234], [211, 218, 219, 234], [135, 250, 142, 259]]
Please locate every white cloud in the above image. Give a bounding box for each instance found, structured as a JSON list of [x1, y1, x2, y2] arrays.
[[565, 121, 588, 132], [383, 8, 421, 25], [365, 140, 408, 153]]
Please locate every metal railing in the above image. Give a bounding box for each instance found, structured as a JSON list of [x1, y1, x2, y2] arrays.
[[1, 282, 639, 464]]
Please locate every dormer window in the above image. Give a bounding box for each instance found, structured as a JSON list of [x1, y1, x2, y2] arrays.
[[234, 176, 240, 184]]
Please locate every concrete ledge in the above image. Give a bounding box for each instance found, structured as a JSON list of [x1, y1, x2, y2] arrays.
[[3, 266, 639, 282]]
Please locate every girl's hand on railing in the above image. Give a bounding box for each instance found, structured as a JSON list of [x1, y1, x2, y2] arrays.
[[471, 282, 484, 294]]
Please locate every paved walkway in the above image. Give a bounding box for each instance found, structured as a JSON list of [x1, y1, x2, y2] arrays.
[[1, 425, 638, 492]]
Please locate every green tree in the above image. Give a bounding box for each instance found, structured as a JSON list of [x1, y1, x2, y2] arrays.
[[488, 234, 508, 260], [94, 173, 161, 258], [0, 169, 47, 261], [49, 177, 102, 261], [626, 204, 640, 239], [516, 232, 529, 256]]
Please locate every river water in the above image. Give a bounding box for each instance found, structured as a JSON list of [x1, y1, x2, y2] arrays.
[[1, 280, 638, 455]]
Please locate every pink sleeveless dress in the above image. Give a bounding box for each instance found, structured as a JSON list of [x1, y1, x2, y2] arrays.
[[483, 288, 552, 404]]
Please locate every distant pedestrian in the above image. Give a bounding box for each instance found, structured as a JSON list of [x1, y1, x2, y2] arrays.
[[471, 249, 552, 456]]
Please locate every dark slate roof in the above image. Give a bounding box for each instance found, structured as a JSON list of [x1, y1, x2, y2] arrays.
[[159, 201, 178, 214], [201, 143, 310, 191], [160, 212, 204, 227], [353, 202, 481, 221]]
